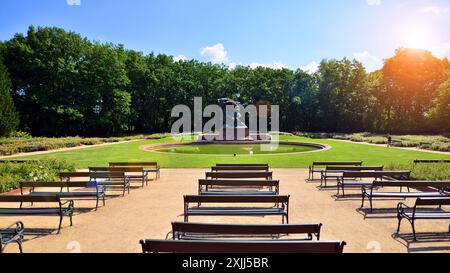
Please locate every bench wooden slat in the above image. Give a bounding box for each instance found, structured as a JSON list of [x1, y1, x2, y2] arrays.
[[205, 171, 273, 180], [184, 195, 289, 203], [110, 162, 159, 167], [140, 240, 346, 253], [216, 164, 269, 167], [414, 160, 450, 164], [171, 222, 322, 239], [199, 179, 279, 187]]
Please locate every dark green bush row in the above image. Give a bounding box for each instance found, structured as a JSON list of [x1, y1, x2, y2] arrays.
[[0, 159, 75, 193]]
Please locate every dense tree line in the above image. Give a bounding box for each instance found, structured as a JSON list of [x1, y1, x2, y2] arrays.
[[0, 26, 449, 137]]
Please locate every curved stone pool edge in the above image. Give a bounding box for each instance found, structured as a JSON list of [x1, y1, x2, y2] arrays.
[[139, 141, 331, 157]]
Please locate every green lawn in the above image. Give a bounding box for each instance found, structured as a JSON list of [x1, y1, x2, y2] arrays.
[[6, 135, 450, 169]]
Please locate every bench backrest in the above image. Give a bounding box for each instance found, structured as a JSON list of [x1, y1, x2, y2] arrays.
[[325, 166, 384, 171], [216, 164, 269, 167], [342, 171, 411, 180], [89, 171, 126, 179], [372, 181, 450, 189], [415, 197, 450, 207], [139, 240, 346, 253], [205, 171, 272, 180], [171, 222, 322, 239], [59, 172, 91, 181], [109, 162, 158, 167], [89, 167, 144, 173], [312, 161, 362, 167], [184, 195, 289, 204], [198, 179, 279, 187], [414, 160, 450, 164], [60, 171, 125, 181], [0, 195, 61, 203], [211, 166, 269, 172], [20, 181, 96, 189]]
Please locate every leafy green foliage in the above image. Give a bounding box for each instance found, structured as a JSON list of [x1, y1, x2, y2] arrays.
[[0, 27, 449, 136], [0, 58, 19, 136], [0, 159, 75, 193]]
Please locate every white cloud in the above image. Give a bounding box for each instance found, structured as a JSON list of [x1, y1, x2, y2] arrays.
[[66, 0, 81, 6], [300, 61, 319, 74], [200, 43, 228, 64], [248, 61, 287, 70], [173, 55, 187, 62], [366, 0, 381, 6], [353, 51, 383, 71], [420, 6, 449, 16]]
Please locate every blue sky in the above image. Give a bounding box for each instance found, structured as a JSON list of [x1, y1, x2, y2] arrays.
[[1, 0, 449, 72]]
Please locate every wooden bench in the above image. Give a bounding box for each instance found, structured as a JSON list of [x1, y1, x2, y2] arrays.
[[20, 182, 106, 210], [320, 166, 384, 187], [60, 172, 129, 196], [308, 161, 363, 180], [397, 197, 450, 241], [205, 171, 273, 180], [184, 195, 290, 223], [171, 222, 322, 240], [337, 171, 411, 197], [211, 166, 270, 172], [0, 221, 24, 253], [413, 159, 450, 164], [0, 195, 74, 233], [362, 181, 450, 212], [90, 167, 148, 188], [109, 162, 160, 180], [198, 179, 279, 196], [216, 164, 269, 168], [139, 239, 346, 253]]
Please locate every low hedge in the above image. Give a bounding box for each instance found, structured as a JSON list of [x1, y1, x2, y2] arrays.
[[0, 159, 75, 193], [0, 134, 170, 156]]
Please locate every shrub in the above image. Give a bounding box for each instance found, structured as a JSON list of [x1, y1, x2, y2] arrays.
[[385, 162, 450, 181], [0, 159, 75, 193]]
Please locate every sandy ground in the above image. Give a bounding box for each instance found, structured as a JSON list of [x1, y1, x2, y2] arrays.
[[1, 169, 449, 253]]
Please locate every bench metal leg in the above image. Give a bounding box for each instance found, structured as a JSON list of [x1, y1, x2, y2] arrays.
[[369, 197, 373, 213], [102, 195, 106, 206], [57, 216, 63, 234], [17, 241, 23, 253], [360, 194, 366, 208], [411, 220, 417, 241], [396, 215, 403, 233]]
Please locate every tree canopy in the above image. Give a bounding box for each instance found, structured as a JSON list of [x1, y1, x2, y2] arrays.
[[0, 26, 448, 136]]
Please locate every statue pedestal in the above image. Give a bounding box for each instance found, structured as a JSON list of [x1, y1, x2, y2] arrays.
[[221, 128, 252, 141]]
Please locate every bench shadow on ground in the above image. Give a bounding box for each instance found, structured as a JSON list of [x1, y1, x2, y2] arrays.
[[392, 232, 450, 253], [356, 207, 445, 220]]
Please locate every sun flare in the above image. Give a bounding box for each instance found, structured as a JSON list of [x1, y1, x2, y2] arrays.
[[402, 27, 431, 50]]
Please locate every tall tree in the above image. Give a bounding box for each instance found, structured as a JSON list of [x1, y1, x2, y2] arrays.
[[428, 71, 450, 133], [381, 48, 447, 133], [0, 58, 19, 136], [316, 59, 370, 132]]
